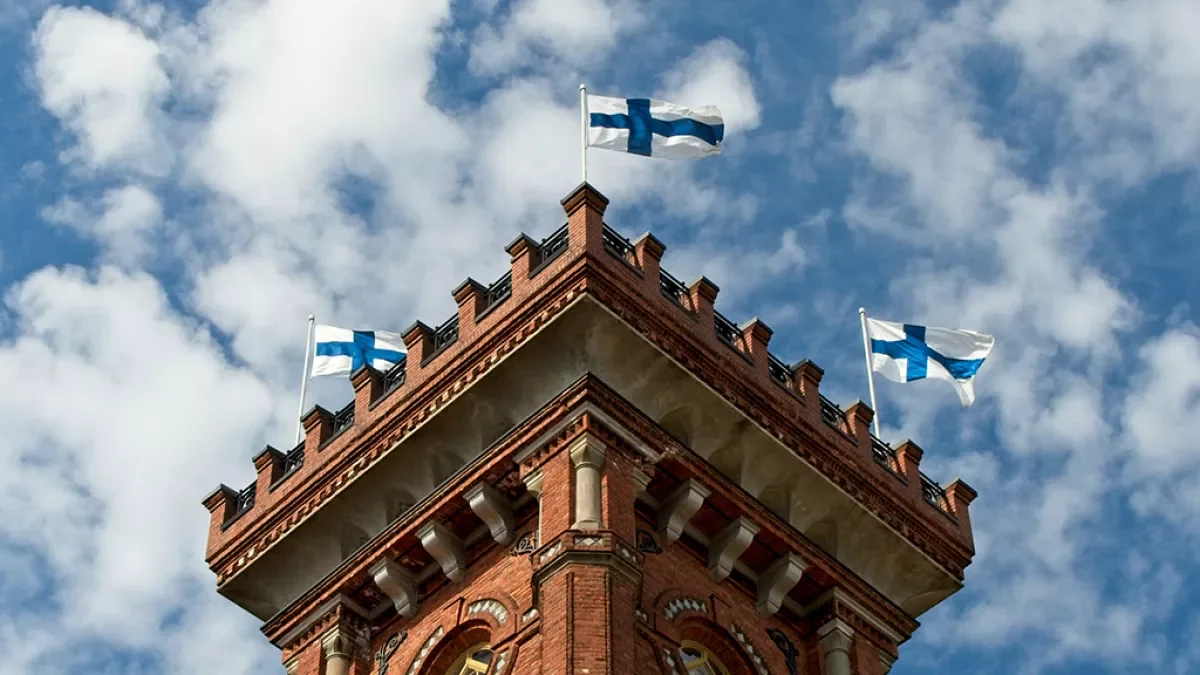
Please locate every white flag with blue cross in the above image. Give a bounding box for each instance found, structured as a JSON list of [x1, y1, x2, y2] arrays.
[[587, 95, 723, 159], [866, 318, 995, 406], [311, 325, 406, 378]]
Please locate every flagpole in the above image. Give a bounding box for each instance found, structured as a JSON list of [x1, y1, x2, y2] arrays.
[[295, 314, 315, 445], [859, 307, 882, 438], [579, 83, 588, 184]]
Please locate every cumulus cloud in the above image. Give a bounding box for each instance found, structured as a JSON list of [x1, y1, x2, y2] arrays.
[[469, 0, 646, 75], [0, 266, 276, 669], [12, 0, 1200, 674], [33, 6, 171, 175], [830, 0, 1200, 667], [42, 184, 163, 264]]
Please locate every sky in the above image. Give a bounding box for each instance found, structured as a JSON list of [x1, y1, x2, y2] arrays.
[[0, 0, 1197, 673]]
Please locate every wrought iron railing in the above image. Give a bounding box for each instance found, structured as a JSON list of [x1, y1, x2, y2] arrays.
[[659, 269, 689, 306], [225, 480, 256, 526], [767, 353, 791, 388], [920, 473, 950, 512], [534, 224, 569, 270], [431, 314, 459, 354], [331, 400, 355, 436], [281, 441, 305, 477], [482, 271, 512, 314], [382, 356, 406, 394], [714, 311, 742, 350], [871, 438, 899, 474], [819, 395, 848, 431], [602, 225, 634, 261]]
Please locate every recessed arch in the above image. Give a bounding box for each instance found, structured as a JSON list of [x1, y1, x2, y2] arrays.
[[417, 621, 493, 675], [676, 618, 758, 675]]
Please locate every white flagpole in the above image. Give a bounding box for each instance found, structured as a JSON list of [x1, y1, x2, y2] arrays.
[[579, 83, 588, 184], [295, 314, 315, 445], [859, 307, 882, 438]]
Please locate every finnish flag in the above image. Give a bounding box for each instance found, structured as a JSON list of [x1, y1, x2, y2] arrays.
[[588, 95, 723, 159], [312, 325, 406, 378], [867, 318, 995, 406]]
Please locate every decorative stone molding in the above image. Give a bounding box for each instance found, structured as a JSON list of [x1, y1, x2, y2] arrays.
[[370, 558, 419, 618], [636, 529, 663, 553], [708, 517, 759, 581], [880, 651, 896, 675], [405, 627, 444, 675], [663, 597, 706, 620], [756, 554, 806, 617], [568, 435, 607, 530], [522, 607, 539, 623], [465, 482, 514, 545], [493, 649, 511, 674], [657, 479, 710, 545], [729, 624, 771, 675], [510, 530, 537, 556], [767, 628, 799, 675], [466, 598, 510, 625], [662, 648, 682, 675], [537, 540, 563, 565], [284, 653, 300, 675], [417, 521, 467, 583], [574, 534, 604, 546], [374, 631, 406, 675]]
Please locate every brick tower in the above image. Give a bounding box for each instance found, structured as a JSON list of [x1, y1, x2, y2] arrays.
[[203, 184, 977, 675]]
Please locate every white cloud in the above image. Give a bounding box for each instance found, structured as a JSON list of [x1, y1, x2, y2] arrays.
[[0, 265, 277, 670], [33, 6, 171, 175], [43, 184, 164, 264], [1123, 327, 1200, 492], [662, 38, 762, 134], [830, 0, 1200, 664], [469, 0, 644, 75]]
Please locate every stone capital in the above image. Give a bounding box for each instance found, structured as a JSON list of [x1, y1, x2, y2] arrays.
[[567, 435, 606, 470], [321, 624, 357, 659], [817, 618, 855, 654], [522, 468, 544, 496]]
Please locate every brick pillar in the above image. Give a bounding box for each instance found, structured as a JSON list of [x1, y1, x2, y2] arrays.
[[534, 423, 642, 675]]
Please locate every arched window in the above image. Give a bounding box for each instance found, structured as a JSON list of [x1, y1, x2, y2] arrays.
[[444, 643, 494, 675], [678, 641, 730, 675]]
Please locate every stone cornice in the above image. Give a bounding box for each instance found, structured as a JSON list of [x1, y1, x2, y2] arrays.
[[260, 378, 922, 647]]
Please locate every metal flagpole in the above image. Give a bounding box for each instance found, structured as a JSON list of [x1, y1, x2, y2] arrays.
[[295, 314, 316, 445], [580, 83, 588, 184], [859, 307, 882, 438]]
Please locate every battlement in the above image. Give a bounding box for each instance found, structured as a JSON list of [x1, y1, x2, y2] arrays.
[[202, 183, 976, 627]]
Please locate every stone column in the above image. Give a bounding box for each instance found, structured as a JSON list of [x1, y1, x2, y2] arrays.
[[568, 436, 606, 530], [523, 469, 544, 543], [818, 619, 854, 675], [322, 626, 354, 675]]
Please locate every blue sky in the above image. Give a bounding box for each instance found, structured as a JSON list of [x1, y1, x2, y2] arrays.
[[0, 0, 1198, 673]]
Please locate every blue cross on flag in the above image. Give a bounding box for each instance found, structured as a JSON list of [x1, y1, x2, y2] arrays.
[[312, 325, 406, 378], [867, 318, 995, 406], [588, 95, 724, 159]]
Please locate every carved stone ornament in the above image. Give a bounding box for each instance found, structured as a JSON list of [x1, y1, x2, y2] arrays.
[[375, 631, 406, 675], [510, 530, 538, 556], [636, 529, 662, 554], [767, 628, 799, 675]]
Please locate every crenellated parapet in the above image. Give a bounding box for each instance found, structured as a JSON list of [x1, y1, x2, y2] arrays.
[[202, 183, 977, 628]]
